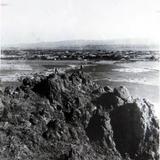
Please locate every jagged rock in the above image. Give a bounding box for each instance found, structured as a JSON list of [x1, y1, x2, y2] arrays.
[[4, 86, 15, 95], [86, 107, 122, 159], [110, 98, 159, 160], [92, 87, 104, 95], [0, 70, 158, 160], [0, 99, 4, 118], [104, 85, 113, 93], [95, 92, 124, 111]]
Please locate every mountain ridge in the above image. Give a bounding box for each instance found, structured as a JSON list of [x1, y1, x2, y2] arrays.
[[2, 39, 159, 50]]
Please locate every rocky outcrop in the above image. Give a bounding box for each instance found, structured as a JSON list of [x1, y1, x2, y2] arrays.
[[110, 98, 159, 160], [0, 70, 159, 160]]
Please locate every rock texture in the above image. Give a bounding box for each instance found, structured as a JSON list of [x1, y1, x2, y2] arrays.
[[0, 70, 159, 160]]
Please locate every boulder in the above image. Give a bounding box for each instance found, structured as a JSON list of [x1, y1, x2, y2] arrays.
[[95, 92, 124, 110], [110, 98, 159, 160], [114, 86, 133, 102]]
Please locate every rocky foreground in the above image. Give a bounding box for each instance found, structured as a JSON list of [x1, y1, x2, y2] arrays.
[[0, 70, 159, 160]]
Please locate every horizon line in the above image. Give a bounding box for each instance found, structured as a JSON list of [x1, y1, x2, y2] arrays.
[[1, 38, 159, 48]]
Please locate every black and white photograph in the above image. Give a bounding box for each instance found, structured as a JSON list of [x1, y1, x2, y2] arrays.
[[0, 0, 159, 159]]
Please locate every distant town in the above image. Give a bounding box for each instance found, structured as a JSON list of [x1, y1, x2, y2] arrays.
[[1, 49, 159, 61]]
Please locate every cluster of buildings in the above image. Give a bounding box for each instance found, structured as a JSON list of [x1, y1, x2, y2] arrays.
[[1, 49, 159, 61]]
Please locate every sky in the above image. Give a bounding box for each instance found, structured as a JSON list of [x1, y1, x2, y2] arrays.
[[0, 0, 160, 46]]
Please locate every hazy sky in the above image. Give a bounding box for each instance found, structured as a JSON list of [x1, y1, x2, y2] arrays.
[[1, 0, 160, 46]]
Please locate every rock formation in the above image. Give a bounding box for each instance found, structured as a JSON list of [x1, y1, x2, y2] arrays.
[[0, 70, 159, 160]]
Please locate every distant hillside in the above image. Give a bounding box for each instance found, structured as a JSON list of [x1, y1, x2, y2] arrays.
[[2, 39, 159, 51]]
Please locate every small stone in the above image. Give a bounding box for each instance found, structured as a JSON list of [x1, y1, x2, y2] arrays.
[[104, 86, 113, 93]]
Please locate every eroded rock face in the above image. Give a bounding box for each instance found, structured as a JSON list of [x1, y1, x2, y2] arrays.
[[110, 98, 159, 160], [0, 99, 4, 118], [86, 107, 122, 160], [0, 70, 159, 160]]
